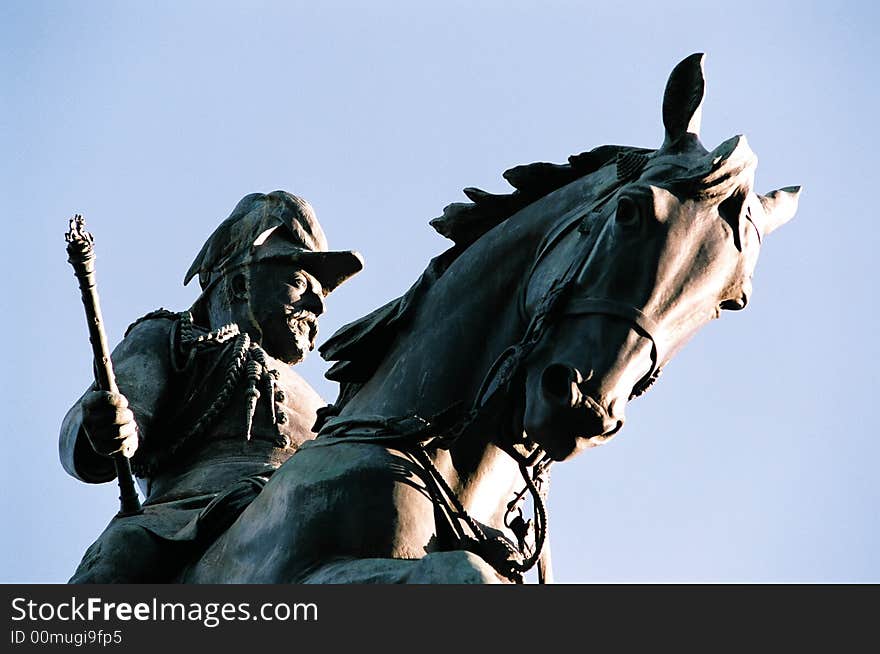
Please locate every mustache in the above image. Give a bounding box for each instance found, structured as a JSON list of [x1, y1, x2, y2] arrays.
[[286, 309, 318, 327]]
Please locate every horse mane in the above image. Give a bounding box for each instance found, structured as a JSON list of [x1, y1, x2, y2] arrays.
[[319, 143, 653, 395]]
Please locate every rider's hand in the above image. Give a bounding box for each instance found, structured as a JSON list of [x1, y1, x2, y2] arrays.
[[81, 390, 139, 458]]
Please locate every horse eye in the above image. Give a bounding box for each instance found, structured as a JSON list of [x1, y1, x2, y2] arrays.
[[615, 196, 640, 228]]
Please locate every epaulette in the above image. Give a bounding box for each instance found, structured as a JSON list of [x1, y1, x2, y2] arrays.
[[123, 308, 179, 337]]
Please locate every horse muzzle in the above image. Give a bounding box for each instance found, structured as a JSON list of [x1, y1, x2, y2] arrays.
[[523, 363, 625, 461]]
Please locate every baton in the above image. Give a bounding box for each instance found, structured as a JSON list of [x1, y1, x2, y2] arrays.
[[65, 215, 143, 516]]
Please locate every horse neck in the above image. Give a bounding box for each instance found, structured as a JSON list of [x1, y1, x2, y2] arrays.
[[337, 171, 611, 519], [340, 219, 538, 423], [339, 220, 541, 522]]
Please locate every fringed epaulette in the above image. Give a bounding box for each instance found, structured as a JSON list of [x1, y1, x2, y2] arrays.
[[124, 308, 178, 337]]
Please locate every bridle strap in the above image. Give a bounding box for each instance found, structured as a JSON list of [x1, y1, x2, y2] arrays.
[[560, 297, 664, 394], [519, 183, 621, 323]]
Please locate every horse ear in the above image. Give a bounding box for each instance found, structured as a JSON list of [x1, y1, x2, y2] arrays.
[[662, 53, 705, 150], [756, 186, 801, 236]]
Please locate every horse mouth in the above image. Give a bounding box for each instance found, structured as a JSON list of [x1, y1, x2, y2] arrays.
[[522, 363, 629, 460], [524, 400, 624, 461]]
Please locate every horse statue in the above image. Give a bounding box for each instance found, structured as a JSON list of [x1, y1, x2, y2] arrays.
[[181, 53, 800, 583]]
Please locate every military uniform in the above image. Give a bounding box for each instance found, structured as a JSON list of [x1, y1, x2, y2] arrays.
[[60, 309, 326, 582]]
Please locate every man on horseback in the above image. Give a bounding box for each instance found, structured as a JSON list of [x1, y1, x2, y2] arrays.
[[59, 191, 363, 583]]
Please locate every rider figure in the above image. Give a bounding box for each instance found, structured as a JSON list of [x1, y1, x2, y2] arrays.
[[60, 191, 362, 583]]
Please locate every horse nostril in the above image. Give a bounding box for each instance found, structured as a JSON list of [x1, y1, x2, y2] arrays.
[[541, 364, 582, 404]]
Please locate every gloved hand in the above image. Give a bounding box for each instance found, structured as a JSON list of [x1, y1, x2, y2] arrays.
[[81, 390, 139, 458]]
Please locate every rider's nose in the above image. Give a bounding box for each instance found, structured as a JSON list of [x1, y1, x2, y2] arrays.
[[300, 290, 325, 317]]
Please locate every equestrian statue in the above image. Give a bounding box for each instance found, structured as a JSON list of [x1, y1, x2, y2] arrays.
[[64, 54, 800, 583]]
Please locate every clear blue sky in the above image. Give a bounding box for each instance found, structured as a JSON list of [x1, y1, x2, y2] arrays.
[[2, 0, 877, 583]]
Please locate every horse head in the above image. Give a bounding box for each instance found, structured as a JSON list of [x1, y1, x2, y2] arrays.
[[521, 54, 800, 461]]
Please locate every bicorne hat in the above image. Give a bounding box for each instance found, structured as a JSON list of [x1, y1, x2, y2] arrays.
[[184, 191, 363, 295]]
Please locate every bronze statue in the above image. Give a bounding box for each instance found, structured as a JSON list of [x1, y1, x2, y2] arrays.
[[60, 191, 362, 582], [170, 54, 800, 583]]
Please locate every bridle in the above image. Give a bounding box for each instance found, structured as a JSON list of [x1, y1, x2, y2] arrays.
[[491, 181, 668, 415]]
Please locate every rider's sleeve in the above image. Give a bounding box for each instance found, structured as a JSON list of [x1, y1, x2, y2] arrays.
[[59, 315, 175, 484]]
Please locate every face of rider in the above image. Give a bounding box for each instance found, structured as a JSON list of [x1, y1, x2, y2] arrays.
[[233, 260, 325, 365]]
